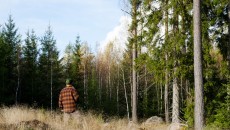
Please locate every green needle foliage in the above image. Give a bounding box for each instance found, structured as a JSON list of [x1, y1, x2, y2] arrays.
[[0, 1, 229, 127]]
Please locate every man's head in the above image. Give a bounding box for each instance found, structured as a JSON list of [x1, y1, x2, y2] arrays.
[[66, 78, 73, 85]]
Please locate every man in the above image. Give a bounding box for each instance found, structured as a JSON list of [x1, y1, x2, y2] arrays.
[[59, 79, 79, 124]]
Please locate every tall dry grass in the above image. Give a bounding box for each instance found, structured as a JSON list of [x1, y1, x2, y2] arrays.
[[0, 106, 169, 130]]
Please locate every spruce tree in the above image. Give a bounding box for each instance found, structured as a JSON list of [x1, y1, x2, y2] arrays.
[[71, 35, 84, 108], [2, 15, 21, 104], [194, 0, 204, 129], [38, 25, 61, 109], [21, 30, 38, 105], [63, 43, 73, 78], [71, 35, 83, 86], [0, 26, 8, 103], [130, 0, 139, 123]]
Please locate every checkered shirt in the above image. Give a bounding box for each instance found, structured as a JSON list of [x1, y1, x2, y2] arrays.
[[59, 85, 79, 113]]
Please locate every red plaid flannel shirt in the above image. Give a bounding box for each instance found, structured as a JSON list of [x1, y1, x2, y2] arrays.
[[59, 85, 79, 113]]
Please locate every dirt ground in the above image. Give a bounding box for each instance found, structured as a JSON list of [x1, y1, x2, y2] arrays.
[[0, 120, 51, 130]]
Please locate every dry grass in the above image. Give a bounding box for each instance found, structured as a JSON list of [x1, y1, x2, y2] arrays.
[[0, 106, 169, 130]]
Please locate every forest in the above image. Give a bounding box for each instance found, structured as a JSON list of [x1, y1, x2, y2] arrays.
[[0, 0, 229, 129]]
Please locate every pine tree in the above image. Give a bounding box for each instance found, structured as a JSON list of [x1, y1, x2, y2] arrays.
[[194, 0, 204, 129], [163, 0, 170, 123], [63, 43, 73, 78], [130, 0, 139, 123], [0, 26, 8, 103], [21, 30, 38, 104], [2, 15, 21, 104], [38, 25, 61, 109], [70, 36, 84, 109], [71, 35, 83, 86]]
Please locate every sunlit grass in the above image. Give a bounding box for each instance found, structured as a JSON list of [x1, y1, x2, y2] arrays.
[[0, 106, 169, 130], [0, 106, 225, 130]]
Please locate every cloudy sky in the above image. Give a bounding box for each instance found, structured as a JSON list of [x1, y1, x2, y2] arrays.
[[0, 0, 130, 56]]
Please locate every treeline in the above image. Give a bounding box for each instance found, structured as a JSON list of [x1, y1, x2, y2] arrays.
[[0, 16, 63, 108], [123, 0, 230, 128], [0, 0, 229, 129]]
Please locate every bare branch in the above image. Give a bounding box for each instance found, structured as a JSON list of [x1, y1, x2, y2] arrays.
[[121, 9, 132, 16]]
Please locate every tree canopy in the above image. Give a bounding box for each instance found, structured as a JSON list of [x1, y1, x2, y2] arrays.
[[0, 1, 229, 128]]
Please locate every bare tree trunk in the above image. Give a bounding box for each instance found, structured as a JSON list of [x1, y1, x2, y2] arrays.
[[106, 77, 109, 101], [161, 81, 163, 115], [130, 69, 133, 110], [144, 65, 148, 115], [84, 63, 86, 107], [156, 84, 159, 114], [165, 54, 169, 123], [109, 63, 111, 101], [86, 63, 88, 108], [15, 46, 20, 105], [98, 70, 101, 105], [181, 76, 183, 109], [185, 80, 189, 100], [194, 0, 204, 129], [32, 65, 34, 102], [172, 66, 179, 123], [50, 53, 53, 111], [159, 82, 162, 115], [164, 66, 169, 123], [122, 68, 130, 120], [117, 64, 120, 114], [131, 0, 138, 123], [16, 66, 19, 105], [100, 72, 102, 106], [172, 4, 180, 123], [164, 0, 169, 123], [1, 66, 4, 102], [132, 51, 137, 123]]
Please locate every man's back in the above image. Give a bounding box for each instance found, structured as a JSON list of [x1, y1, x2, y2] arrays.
[[59, 85, 78, 113]]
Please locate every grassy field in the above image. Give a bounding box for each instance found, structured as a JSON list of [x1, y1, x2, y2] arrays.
[[0, 106, 170, 130]]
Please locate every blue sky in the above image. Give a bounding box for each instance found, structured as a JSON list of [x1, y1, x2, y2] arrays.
[[0, 0, 128, 56]]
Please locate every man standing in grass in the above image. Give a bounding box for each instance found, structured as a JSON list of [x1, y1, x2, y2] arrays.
[[59, 79, 79, 124]]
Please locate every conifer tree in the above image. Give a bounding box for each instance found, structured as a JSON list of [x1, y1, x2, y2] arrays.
[[194, 0, 204, 129], [2, 15, 21, 104], [130, 0, 139, 123], [21, 30, 38, 104], [63, 43, 73, 78], [63, 35, 84, 108], [0, 26, 8, 103], [71, 35, 83, 86], [38, 25, 61, 108]]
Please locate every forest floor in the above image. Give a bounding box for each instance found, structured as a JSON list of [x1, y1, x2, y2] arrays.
[[0, 106, 172, 130]]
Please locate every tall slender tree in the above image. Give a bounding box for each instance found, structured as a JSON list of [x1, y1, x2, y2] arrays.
[[2, 15, 21, 104], [70, 36, 84, 108], [194, 0, 204, 129], [0, 24, 6, 103], [38, 25, 60, 108], [164, 0, 169, 123], [63, 43, 73, 78], [71, 35, 83, 83], [21, 30, 38, 104], [15, 44, 21, 105], [130, 0, 138, 123]]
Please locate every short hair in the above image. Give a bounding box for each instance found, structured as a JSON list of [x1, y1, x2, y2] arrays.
[[66, 78, 73, 85]]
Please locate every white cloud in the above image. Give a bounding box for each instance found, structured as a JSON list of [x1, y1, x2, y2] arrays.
[[99, 16, 131, 54]]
